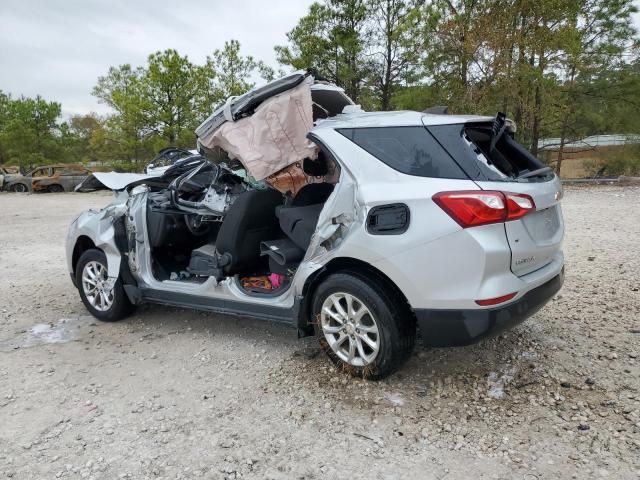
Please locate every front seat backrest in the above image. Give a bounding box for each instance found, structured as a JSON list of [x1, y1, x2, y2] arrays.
[[216, 189, 283, 273], [291, 182, 334, 207]]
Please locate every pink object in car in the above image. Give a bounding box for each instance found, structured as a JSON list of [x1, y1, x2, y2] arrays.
[[269, 273, 284, 289]]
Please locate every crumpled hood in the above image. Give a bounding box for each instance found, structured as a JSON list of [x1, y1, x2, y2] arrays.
[[75, 172, 163, 192]]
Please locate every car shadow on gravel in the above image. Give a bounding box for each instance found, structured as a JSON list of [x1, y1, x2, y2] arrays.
[[274, 318, 565, 413], [98, 301, 555, 403]]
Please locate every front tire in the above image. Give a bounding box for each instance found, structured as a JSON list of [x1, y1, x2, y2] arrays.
[[75, 249, 134, 321], [312, 272, 416, 380], [10, 183, 28, 193]]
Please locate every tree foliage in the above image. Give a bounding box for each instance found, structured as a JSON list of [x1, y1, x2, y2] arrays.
[[277, 0, 639, 174], [90, 42, 272, 169], [1, 8, 639, 176], [0, 93, 68, 169], [275, 1, 371, 103]]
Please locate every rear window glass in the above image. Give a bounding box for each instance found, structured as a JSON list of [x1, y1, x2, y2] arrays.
[[337, 126, 467, 179], [428, 123, 550, 182]]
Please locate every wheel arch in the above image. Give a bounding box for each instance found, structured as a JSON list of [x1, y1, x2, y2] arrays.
[[297, 257, 415, 334], [71, 235, 97, 275], [47, 183, 65, 192], [9, 181, 29, 192]]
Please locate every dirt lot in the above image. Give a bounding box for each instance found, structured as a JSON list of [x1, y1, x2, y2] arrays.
[[0, 186, 638, 480]]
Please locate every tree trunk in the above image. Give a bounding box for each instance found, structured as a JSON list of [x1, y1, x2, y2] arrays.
[[556, 65, 577, 177], [530, 81, 541, 157], [381, 6, 393, 111]]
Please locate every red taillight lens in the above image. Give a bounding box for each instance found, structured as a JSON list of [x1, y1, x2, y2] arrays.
[[475, 292, 518, 306], [504, 193, 535, 220], [433, 191, 535, 228]]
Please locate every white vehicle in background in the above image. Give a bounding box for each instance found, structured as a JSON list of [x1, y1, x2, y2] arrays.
[[66, 72, 564, 380], [145, 148, 199, 175]]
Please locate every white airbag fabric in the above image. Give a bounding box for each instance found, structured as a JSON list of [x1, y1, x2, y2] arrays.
[[203, 77, 316, 181]]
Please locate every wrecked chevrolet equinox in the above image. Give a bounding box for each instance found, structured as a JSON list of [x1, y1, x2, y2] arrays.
[[66, 72, 564, 379]]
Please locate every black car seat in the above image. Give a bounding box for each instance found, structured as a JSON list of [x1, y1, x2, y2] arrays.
[[274, 155, 335, 251], [291, 152, 334, 207], [188, 189, 283, 279], [291, 182, 334, 207], [277, 203, 325, 251]]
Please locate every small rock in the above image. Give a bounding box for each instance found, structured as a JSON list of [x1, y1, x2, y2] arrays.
[[578, 424, 590, 431]]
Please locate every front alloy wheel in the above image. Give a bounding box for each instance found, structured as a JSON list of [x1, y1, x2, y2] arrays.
[[320, 292, 380, 367], [81, 260, 115, 312], [75, 248, 134, 322]]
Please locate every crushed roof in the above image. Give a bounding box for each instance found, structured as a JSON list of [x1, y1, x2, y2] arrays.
[[313, 110, 493, 130]]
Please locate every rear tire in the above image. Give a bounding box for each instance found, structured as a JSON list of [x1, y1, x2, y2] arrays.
[[75, 249, 134, 322], [10, 183, 28, 193], [312, 272, 416, 380], [47, 184, 64, 193]]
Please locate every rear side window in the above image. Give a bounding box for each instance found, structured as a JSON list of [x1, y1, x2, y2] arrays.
[[338, 127, 467, 179]]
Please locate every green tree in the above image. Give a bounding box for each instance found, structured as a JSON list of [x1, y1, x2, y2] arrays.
[[0, 94, 65, 169], [367, 0, 426, 110], [0, 91, 12, 164], [93, 64, 152, 166], [142, 49, 207, 145], [203, 39, 274, 107], [63, 113, 106, 164], [276, 0, 371, 102], [549, 0, 638, 173], [92, 42, 270, 170]]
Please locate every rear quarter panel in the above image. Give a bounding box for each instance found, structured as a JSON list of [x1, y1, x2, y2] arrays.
[[313, 128, 516, 309]]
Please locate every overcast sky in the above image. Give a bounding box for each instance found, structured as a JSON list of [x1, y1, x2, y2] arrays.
[[1, 0, 639, 119], [0, 0, 315, 117]]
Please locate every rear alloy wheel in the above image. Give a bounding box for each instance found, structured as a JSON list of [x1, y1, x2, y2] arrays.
[[312, 272, 416, 380], [10, 183, 27, 193], [47, 184, 64, 193], [76, 249, 134, 321], [320, 292, 380, 367]]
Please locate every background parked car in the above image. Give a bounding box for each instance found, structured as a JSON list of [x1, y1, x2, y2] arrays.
[[145, 147, 198, 175], [0, 166, 19, 190], [32, 165, 91, 193], [3, 165, 91, 192]]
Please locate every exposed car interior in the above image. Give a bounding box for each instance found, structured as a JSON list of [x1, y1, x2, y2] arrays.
[[141, 78, 346, 296], [463, 121, 551, 180], [144, 151, 339, 295]]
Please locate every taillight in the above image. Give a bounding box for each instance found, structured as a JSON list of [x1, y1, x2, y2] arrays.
[[432, 191, 535, 228]]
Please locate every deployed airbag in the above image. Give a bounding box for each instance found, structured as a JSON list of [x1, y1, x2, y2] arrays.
[[202, 77, 317, 181]]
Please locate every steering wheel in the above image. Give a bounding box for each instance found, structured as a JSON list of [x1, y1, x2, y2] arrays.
[[184, 214, 212, 236], [169, 161, 219, 209]]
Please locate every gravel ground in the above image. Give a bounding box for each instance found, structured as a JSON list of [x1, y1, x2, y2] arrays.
[[0, 186, 638, 480]]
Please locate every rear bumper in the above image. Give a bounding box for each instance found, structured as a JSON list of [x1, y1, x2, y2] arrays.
[[415, 268, 564, 347]]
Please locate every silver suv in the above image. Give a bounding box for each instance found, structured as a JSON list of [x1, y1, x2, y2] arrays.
[[66, 73, 564, 379]]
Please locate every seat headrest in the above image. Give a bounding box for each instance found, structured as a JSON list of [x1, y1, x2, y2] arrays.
[[302, 153, 329, 176]]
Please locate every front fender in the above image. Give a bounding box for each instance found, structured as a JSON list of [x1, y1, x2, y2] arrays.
[[68, 204, 127, 284]]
